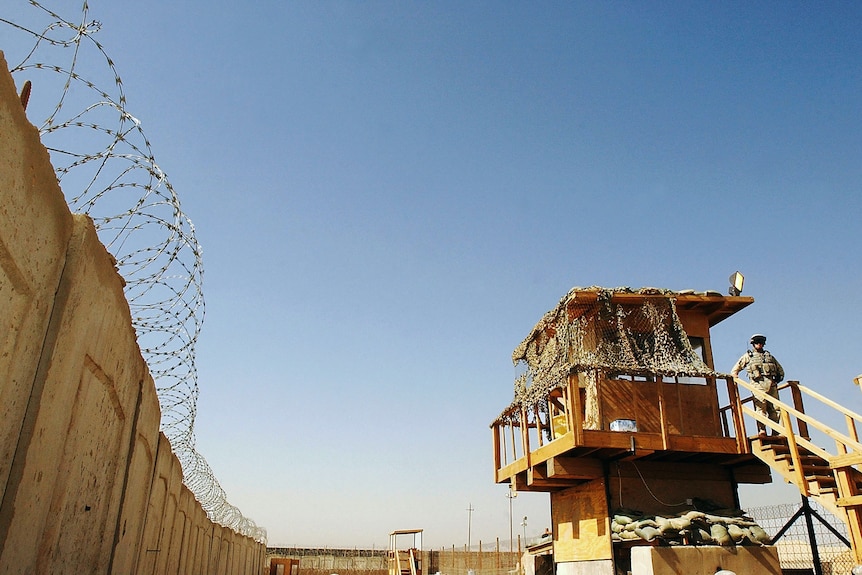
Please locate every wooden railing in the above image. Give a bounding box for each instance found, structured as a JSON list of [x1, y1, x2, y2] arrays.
[[728, 377, 862, 564], [728, 378, 862, 462], [494, 374, 862, 472], [492, 373, 749, 478], [492, 374, 581, 478]]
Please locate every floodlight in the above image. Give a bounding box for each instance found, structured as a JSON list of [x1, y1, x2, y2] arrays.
[[728, 271, 744, 296], [854, 374, 862, 387]]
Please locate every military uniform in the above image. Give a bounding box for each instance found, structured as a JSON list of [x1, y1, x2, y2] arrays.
[[731, 345, 785, 429]]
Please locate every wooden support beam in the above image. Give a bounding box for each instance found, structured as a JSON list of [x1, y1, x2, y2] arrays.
[[512, 472, 553, 492], [527, 467, 586, 489], [668, 435, 738, 454], [731, 463, 773, 485], [546, 457, 604, 480], [830, 451, 862, 469], [836, 495, 862, 508], [568, 373, 584, 445], [521, 408, 532, 470], [492, 425, 501, 472], [834, 466, 862, 565], [781, 408, 809, 497]]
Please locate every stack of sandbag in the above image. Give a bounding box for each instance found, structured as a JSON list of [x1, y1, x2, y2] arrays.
[[610, 508, 771, 546]]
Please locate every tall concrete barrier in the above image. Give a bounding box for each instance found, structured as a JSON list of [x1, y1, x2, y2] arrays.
[[0, 51, 265, 574]]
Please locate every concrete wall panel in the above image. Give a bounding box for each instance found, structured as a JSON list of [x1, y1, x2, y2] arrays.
[[169, 506, 188, 575], [158, 492, 179, 574], [137, 433, 176, 575], [110, 374, 161, 574], [630, 545, 781, 575], [0, 214, 144, 574], [173, 487, 195, 574], [214, 525, 227, 574], [187, 508, 209, 573], [0, 50, 73, 509], [0, 52, 265, 574]]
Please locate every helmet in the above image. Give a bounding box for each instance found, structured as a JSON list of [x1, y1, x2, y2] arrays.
[[750, 334, 767, 345]]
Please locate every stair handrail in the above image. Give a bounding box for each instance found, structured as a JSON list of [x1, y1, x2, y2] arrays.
[[735, 377, 862, 462], [736, 377, 862, 566], [795, 382, 862, 452], [793, 382, 862, 423]]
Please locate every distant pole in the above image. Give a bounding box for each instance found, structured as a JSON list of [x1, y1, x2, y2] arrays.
[[506, 486, 517, 553], [520, 516, 527, 546], [467, 503, 475, 549]]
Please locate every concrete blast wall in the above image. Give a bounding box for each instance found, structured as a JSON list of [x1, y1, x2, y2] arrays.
[[0, 52, 265, 574]]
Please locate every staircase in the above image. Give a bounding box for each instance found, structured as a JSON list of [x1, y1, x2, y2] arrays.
[[751, 436, 860, 517], [392, 549, 420, 575], [734, 378, 862, 564]]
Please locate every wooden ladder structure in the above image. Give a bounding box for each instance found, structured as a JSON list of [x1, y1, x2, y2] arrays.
[[392, 549, 420, 575], [733, 378, 862, 564], [388, 529, 423, 575]]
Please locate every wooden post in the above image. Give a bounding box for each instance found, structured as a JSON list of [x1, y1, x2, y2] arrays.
[[657, 375, 669, 450], [536, 406, 546, 447], [493, 426, 502, 472], [846, 414, 860, 456], [727, 376, 748, 452], [788, 381, 810, 439], [568, 372, 583, 444], [707, 375, 721, 434], [520, 408, 532, 469], [833, 466, 862, 565], [782, 408, 809, 497]]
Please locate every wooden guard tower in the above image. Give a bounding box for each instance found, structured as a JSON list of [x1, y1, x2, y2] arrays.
[[491, 287, 862, 575], [388, 529, 423, 575]]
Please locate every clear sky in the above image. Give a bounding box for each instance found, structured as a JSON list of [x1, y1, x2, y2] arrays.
[[4, 0, 862, 549]]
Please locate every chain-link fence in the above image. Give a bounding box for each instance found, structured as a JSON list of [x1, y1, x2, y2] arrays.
[[748, 499, 854, 575]]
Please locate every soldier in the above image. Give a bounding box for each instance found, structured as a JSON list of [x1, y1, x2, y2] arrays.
[[731, 334, 785, 435]]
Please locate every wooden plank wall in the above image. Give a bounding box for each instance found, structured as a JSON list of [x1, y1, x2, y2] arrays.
[[600, 379, 721, 437]]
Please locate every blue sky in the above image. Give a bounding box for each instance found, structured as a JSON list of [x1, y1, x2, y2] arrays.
[[4, 1, 862, 548]]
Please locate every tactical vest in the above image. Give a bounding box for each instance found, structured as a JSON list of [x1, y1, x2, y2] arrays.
[[747, 349, 779, 379]]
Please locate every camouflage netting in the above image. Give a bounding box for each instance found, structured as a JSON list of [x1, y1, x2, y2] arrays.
[[497, 287, 723, 425]]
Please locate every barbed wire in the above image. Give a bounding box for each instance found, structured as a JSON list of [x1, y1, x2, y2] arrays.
[[1, 1, 266, 543]]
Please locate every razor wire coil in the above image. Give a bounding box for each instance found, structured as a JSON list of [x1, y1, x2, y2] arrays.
[[1, 0, 266, 543]]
